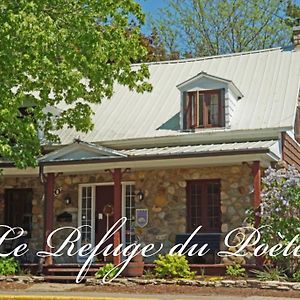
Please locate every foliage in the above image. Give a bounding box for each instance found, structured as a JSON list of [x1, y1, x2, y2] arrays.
[[292, 269, 300, 282], [0, 257, 20, 276], [225, 263, 246, 278], [95, 263, 119, 279], [140, 30, 180, 62], [154, 254, 195, 279], [286, 1, 300, 26], [0, 0, 152, 168], [256, 166, 300, 273], [251, 266, 287, 281], [151, 0, 292, 57]]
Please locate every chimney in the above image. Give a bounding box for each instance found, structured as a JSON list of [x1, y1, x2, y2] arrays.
[[293, 26, 300, 48]]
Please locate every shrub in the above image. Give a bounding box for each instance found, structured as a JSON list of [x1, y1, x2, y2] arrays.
[[225, 263, 246, 278], [154, 254, 195, 279], [292, 269, 300, 282], [95, 263, 119, 279], [0, 257, 20, 276], [251, 266, 287, 281]]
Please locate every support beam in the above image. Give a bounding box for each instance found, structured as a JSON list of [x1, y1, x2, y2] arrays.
[[252, 161, 263, 267], [252, 161, 261, 228], [113, 168, 122, 265], [44, 173, 55, 266]]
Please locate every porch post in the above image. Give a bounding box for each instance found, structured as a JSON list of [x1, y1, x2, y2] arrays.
[[252, 161, 263, 267], [113, 168, 122, 265], [44, 173, 55, 266], [252, 161, 261, 228]]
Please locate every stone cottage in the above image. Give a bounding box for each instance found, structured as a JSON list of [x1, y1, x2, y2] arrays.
[[1, 28, 300, 272]]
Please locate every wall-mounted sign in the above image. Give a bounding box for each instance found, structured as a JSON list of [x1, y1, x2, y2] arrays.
[[136, 209, 148, 228]]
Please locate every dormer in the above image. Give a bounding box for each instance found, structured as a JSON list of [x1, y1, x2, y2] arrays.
[[177, 72, 243, 131]]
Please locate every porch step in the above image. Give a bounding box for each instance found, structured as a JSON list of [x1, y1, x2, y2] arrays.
[[44, 265, 101, 283]]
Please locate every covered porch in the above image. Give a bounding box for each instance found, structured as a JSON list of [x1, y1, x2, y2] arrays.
[[0, 140, 279, 276]]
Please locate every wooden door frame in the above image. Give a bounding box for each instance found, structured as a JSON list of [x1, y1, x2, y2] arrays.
[[77, 181, 135, 263]]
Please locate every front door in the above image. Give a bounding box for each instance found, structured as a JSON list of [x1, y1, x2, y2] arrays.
[[95, 185, 114, 261]]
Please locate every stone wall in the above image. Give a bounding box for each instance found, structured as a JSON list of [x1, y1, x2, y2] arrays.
[[0, 163, 254, 263]]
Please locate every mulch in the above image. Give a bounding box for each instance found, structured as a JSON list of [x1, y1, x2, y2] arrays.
[[74, 284, 300, 298]]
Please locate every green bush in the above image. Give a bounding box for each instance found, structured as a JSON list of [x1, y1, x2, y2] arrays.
[[95, 263, 119, 279], [0, 257, 20, 276], [251, 266, 287, 281], [292, 269, 300, 282], [225, 263, 246, 278], [154, 254, 195, 279]]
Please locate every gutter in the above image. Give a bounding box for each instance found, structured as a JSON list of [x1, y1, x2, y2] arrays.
[[36, 148, 272, 167], [43, 127, 290, 152]]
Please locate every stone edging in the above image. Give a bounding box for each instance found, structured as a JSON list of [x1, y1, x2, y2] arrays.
[[0, 276, 44, 284], [86, 277, 300, 291]]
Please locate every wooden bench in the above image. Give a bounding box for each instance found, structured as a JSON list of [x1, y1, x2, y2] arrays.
[[175, 233, 221, 263]]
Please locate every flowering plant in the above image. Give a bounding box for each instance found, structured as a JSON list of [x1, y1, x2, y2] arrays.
[[258, 166, 300, 273]]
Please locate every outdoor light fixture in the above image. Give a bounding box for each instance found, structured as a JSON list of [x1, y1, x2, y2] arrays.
[[135, 190, 144, 201], [64, 196, 71, 205]]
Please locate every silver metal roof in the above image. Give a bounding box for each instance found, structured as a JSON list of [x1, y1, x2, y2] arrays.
[[56, 47, 300, 146], [121, 140, 278, 157], [39, 140, 279, 163]]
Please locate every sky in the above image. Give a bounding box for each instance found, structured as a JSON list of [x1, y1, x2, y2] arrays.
[[136, 0, 166, 33]]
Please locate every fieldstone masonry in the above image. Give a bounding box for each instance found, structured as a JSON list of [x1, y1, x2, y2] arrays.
[[0, 163, 254, 263]]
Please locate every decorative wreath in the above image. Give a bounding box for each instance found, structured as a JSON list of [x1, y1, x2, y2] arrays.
[[103, 204, 114, 217]]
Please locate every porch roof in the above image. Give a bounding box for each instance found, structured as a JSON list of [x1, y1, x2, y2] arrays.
[[38, 140, 279, 164]]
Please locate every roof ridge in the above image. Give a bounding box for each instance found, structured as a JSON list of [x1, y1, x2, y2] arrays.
[[132, 46, 284, 67]]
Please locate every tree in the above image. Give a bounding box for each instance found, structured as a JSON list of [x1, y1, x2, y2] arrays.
[[140, 30, 180, 62], [286, 0, 300, 26], [248, 166, 300, 274], [0, 0, 152, 168], [152, 0, 292, 57]]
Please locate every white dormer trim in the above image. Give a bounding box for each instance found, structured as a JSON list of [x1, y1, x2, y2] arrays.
[[177, 71, 243, 98], [177, 72, 243, 131]]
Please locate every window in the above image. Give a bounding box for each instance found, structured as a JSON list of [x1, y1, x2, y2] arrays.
[[186, 180, 221, 233], [183, 90, 224, 129]]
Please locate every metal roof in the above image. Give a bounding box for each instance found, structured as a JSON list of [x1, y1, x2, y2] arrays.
[[39, 140, 279, 164], [121, 140, 278, 157], [56, 46, 300, 146]]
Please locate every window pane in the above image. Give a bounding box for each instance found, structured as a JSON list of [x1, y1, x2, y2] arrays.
[[207, 182, 220, 230], [198, 94, 204, 127], [125, 184, 136, 245], [208, 94, 219, 126], [189, 182, 203, 231], [187, 181, 221, 232]]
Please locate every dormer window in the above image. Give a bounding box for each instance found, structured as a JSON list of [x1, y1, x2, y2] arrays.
[[177, 72, 243, 131], [184, 90, 224, 129]]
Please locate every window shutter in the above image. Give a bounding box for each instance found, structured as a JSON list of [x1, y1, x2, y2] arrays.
[[182, 92, 187, 129], [183, 92, 191, 129], [220, 88, 225, 127], [295, 106, 300, 143]]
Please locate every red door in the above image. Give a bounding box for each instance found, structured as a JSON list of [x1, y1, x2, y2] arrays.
[[95, 185, 114, 261]]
